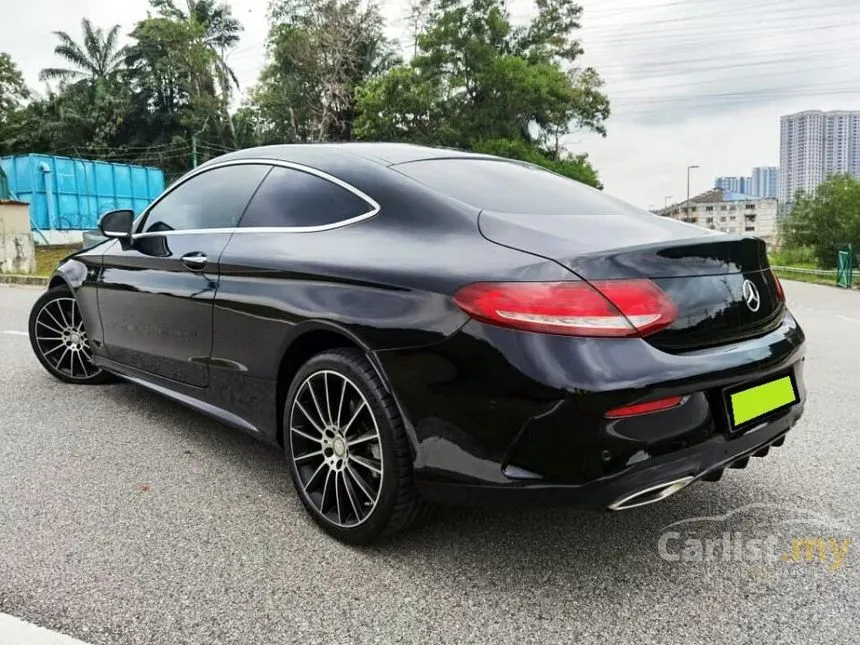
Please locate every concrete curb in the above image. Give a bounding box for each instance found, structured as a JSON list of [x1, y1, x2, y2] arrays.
[[0, 274, 48, 287]]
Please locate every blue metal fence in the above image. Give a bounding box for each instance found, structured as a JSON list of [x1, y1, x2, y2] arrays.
[[0, 154, 165, 231]]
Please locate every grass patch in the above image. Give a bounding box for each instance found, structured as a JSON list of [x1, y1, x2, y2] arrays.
[[773, 267, 841, 287], [35, 244, 82, 277], [768, 247, 854, 288], [769, 246, 818, 267]]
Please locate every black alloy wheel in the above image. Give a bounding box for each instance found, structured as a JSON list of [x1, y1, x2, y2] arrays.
[[284, 348, 428, 544], [28, 286, 113, 385]]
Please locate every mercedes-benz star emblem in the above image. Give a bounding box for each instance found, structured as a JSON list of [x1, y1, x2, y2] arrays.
[[742, 279, 761, 312]]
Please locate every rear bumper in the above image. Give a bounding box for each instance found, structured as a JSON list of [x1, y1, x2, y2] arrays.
[[375, 309, 806, 509], [416, 399, 803, 509]]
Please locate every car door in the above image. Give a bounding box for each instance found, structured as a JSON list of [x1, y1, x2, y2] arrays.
[[97, 163, 270, 388], [208, 163, 380, 432]]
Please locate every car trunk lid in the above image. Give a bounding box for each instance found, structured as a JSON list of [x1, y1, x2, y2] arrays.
[[478, 210, 785, 351]]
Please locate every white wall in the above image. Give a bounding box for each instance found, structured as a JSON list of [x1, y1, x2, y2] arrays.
[[0, 201, 37, 274]]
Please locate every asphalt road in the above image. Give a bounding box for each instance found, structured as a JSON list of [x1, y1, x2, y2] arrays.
[[1, 281, 858, 645]]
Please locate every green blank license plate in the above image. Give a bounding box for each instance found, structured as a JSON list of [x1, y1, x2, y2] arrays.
[[729, 376, 797, 427]]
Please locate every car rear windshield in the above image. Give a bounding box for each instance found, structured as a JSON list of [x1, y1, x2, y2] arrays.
[[394, 158, 627, 215]]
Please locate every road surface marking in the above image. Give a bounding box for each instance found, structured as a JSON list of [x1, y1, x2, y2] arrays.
[[1, 330, 27, 336], [0, 613, 93, 645]]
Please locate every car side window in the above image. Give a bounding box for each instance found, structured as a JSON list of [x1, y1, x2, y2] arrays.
[[141, 164, 270, 233], [239, 166, 374, 229]]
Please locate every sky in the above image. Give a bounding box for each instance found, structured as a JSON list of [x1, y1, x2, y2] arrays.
[[2, 0, 860, 209]]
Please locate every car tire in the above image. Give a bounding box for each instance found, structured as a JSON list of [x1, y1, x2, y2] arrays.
[[284, 348, 428, 544], [28, 286, 115, 385]]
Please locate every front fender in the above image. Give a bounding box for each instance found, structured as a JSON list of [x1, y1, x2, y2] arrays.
[[48, 248, 106, 350], [50, 258, 88, 291]]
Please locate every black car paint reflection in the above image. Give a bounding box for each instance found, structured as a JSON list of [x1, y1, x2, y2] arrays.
[[47, 143, 806, 512]]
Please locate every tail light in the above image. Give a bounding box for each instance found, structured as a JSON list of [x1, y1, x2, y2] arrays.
[[605, 395, 684, 419], [453, 280, 677, 337], [770, 269, 786, 302]]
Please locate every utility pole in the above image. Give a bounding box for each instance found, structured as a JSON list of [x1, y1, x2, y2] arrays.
[[191, 117, 208, 169], [686, 165, 699, 217]]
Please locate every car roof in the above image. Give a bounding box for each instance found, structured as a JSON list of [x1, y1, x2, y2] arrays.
[[209, 142, 496, 168]]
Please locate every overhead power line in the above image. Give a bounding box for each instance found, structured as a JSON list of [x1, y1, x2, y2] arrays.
[[607, 64, 860, 95], [579, 3, 840, 36], [592, 45, 858, 74], [578, 0, 801, 19], [610, 86, 860, 107], [582, 20, 860, 48]]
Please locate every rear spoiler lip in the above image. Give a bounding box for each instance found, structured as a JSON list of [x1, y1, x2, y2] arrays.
[[562, 236, 770, 281]]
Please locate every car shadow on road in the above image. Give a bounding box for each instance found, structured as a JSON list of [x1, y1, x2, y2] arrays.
[[362, 480, 795, 594], [104, 382, 291, 485], [105, 381, 798, 586]]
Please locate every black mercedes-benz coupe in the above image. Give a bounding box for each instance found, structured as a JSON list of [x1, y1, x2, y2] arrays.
[[28, 143, 806, 544]]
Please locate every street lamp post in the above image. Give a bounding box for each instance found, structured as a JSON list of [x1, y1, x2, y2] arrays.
[[686, 165, 699, 217]]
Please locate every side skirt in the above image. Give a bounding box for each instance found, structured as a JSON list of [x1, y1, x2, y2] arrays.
[[94, 355, 273, 443]]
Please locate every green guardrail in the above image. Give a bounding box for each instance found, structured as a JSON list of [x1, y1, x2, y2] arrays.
[[836, 245, 854, 289], [771, 245, 856, 289]]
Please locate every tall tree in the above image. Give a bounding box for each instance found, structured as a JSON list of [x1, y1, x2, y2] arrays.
[[153, 0, 243, 53], [3, 4, 245, 169], [32, 20, 132, 153], [125, 13, 223, 160], [354, 0, 609, 186], [252, 0, 399, 143], [0, 53, 32, 156], [404, 0, 433, 58], [39, 19, 127, 87], [150, 0, 243, 142], [0, 53, 29, 117]]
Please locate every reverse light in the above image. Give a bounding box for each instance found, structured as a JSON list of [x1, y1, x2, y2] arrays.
[[605, 395, 684, 419], [453, 280, 677, 337]]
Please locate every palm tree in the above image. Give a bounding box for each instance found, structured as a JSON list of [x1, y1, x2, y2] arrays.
[[151, 0, 243, 142], [39, 19, 126, 87], [192, 0, 244, 106], [152, 0, 241, 87]]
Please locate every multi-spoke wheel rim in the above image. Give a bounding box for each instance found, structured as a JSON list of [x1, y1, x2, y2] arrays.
[[289, 370, 383, 528], [33, 297, 101, 380]]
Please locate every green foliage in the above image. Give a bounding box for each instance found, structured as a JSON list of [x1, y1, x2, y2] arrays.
[[354, 0, 608, 186], [126, 16, 220, 129], [38, 19, 127, 87], [148, 0, 244, 145], [353, 66, 454, 144], [1, 0, 609, 189], [471, 138, 601, 188], [0, 52, 29, 117], [782, 174, 860, 268], [152, 0, 243, 52], [0, 53, 34, 156], [252, 0, 398, 144], [1, 1, 243, 172], [768, 245, 817, 268]]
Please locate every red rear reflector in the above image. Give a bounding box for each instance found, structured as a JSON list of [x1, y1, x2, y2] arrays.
[[605, 395, 684, 419], [453, 280, 677, 337], [770, 269, 785, 302]]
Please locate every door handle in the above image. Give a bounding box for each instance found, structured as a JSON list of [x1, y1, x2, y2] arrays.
[[181, 252, 208, 271]]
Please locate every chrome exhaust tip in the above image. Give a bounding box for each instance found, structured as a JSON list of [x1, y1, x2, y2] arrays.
[[607, 476, 695, 511]]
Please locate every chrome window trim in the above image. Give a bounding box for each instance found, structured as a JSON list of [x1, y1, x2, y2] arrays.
[[133, 158, 381, 238]]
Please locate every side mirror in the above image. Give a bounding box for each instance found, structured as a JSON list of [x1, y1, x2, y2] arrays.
[[98, 209, 134, 240]]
